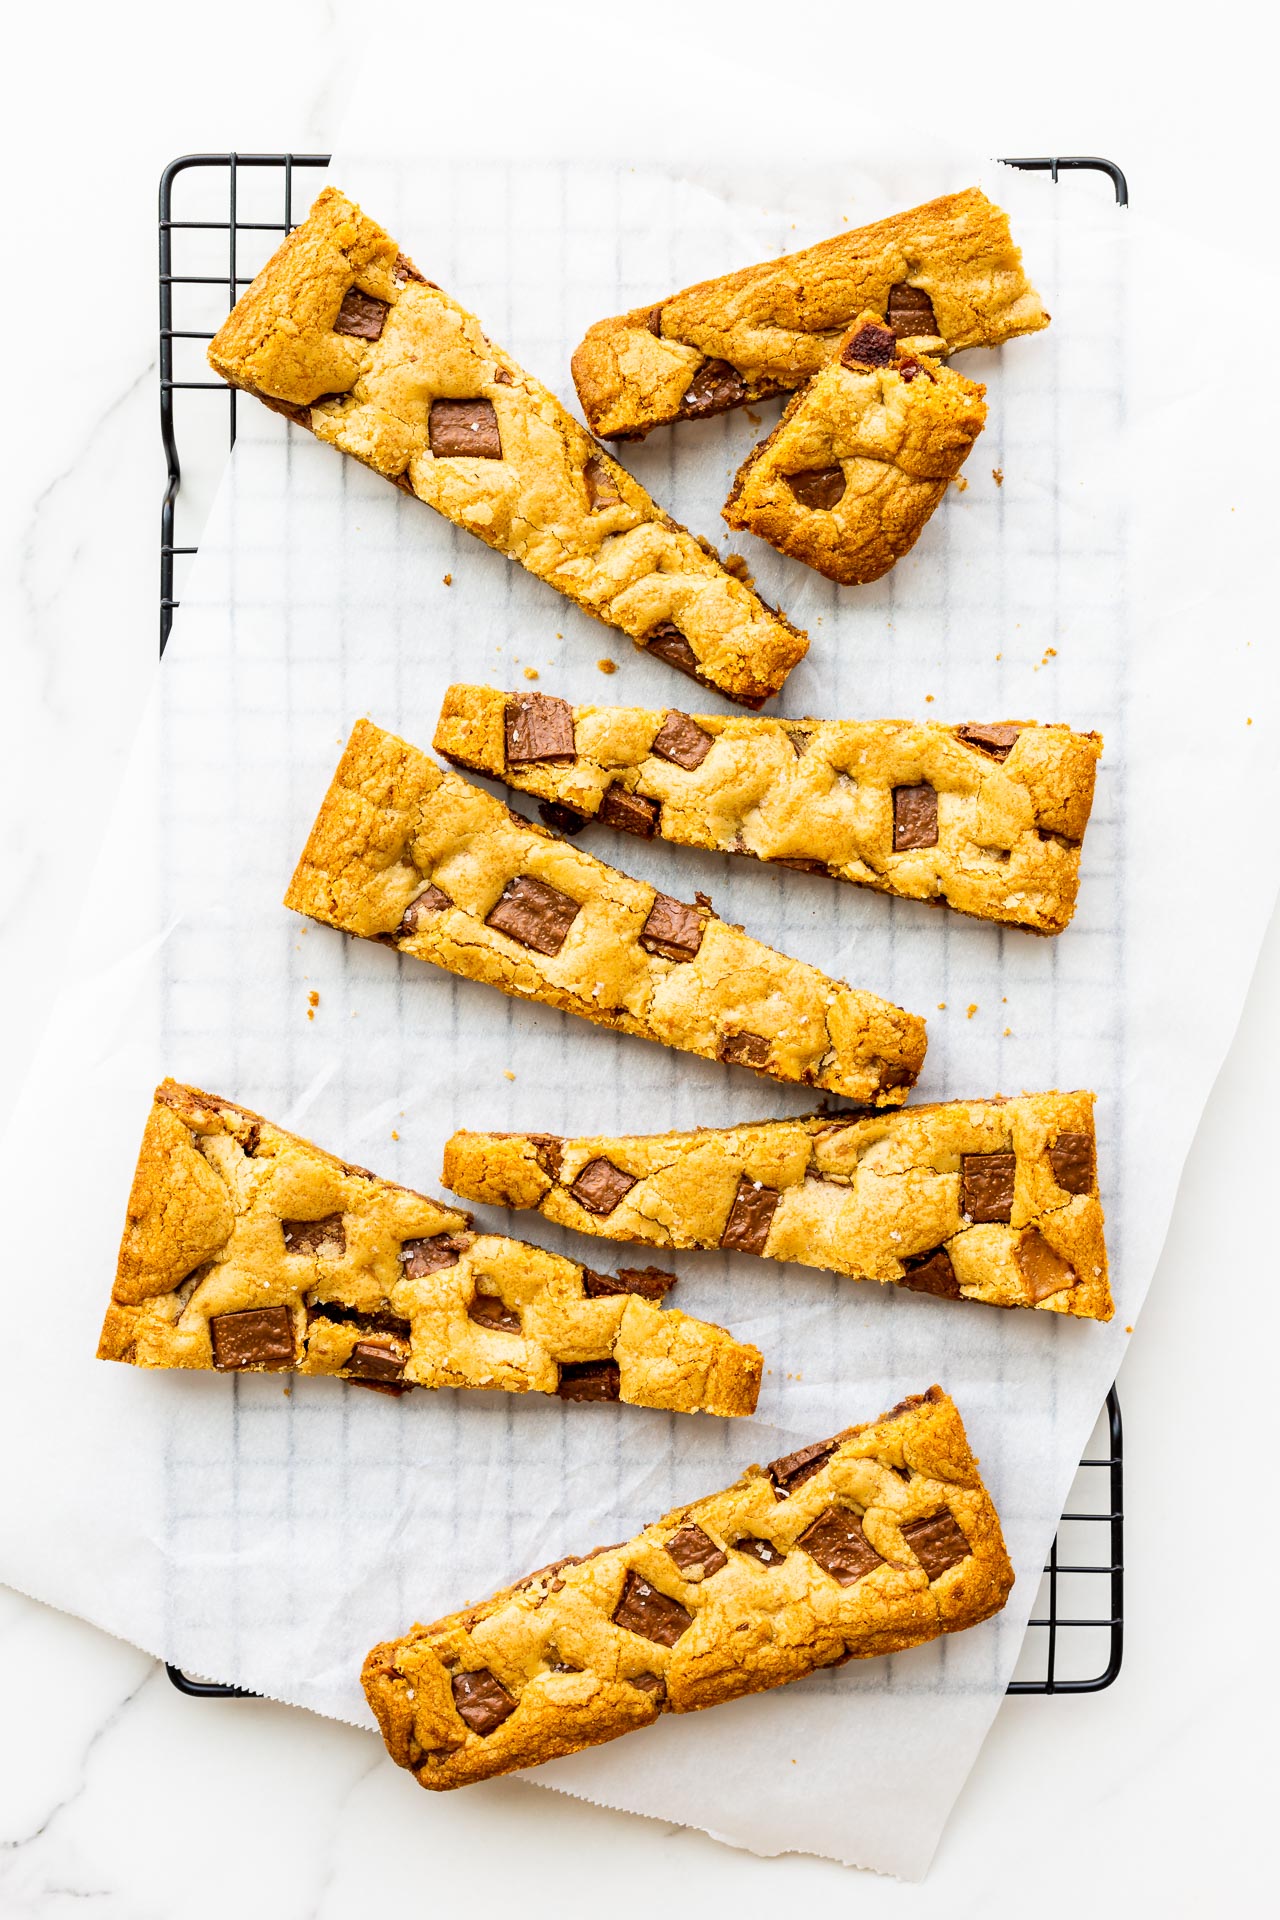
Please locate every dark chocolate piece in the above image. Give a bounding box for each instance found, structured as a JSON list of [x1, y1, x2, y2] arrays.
[[538, 802, 590, 836], [886, 283, 939, 338], [1015, 1228, 1077, 1302], [663, 1524, 728, 1580], [505, 694, 576, 765], [893, 784, 939, 852], [628, 1671, 667, 1702], [639, 893, 705, 963], [529, 1135, 564, 1181], [259, 393, 313, 430], [582, 1266, 677, 1301], [645, 625, 705, 685], [240, 1122, 261, 1157], [612, 1570, 693, 1647], [599, 785, 660, 838], [961, 1152, 1017, 1224], [394, 251, 427, 284], [955, 722, 1023, 761], [210, 1305, 296, 1371], [400, 1234, 469, 1278], [345, 1340, 407, 1383], [767, 1436, 838, 1497], [334, 288, 390, 340], [583, 454, 622, 511], [901, 1509, 971, 1580], [451, 1668, 517, 1736], [282, 1214, 346, 1257], [678, 357, 747, 419], [492, 367, 514, 386], [467, 1291, 522, 1333], [397, 885, 452, 936], [720, 1030, 771, 1071], [797, 1507, 884, 1587], [786, 466, 847, 510], [557, 1360, 621, 1402], [567, 1157, 637, 1216], [734, 1535, 786, 1567], [306, 1299, 411, 1340], [1048, 1132, 1095, 1195], [485, 875, 580, 956], [719, 1175, 781, 1257], [841, 322, 897, 368], [428, 398, 503, 460], [650, 709, 713, 771], [900, 1247, 961, 1299], [647, 307, 664, 337]]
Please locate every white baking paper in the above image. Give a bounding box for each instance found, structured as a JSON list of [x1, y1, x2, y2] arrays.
[[2, 122, 1278, 1881]]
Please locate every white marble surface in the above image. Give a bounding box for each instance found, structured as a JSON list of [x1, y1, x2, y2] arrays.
[[2, 2, 1276, 1909]]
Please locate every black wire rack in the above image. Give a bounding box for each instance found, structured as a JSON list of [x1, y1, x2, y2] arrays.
[[158, 151, 1127, 1701]]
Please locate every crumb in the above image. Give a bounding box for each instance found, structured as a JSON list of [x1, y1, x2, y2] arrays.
[[503, 1069, 516, 1081], [1247, 717, 1253, 726], [556, 632, 563, 639], [925, 694, 934, 703], [523, 667, 539, 681], [954, 476, 968, 492], [995, 652, 1002, 661], [306, 989, 319, 1022], [966, 1003, 978, 1019], [723, 553, 754, 586], [1001, 996, 1007, 1004], [391, 1130, 399, 1141], [443, 573, 452, 586], [992, 467, 1004, 486], [937, 1001, 947, 1010], [1125, 1325, 1133, 1334], [283, 1385, 291, 1397], [1003, 1026, 1012, 1037], [597, 657, 617, 674], [745, 409, 762, 426]]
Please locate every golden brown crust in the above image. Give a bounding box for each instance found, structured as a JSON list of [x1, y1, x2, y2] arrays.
[[97, 1082, 762, 1417], [434, 686, 1100, 936], [284, 720, 928, 1105], [571, 188, 1049, 440], [362, 1386, 1014, 1789], [207, 185, 806, 708], [441, 1093, 1113, 1321]]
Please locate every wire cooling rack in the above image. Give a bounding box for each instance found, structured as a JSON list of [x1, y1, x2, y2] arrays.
[[158, 151, 1127, 1700]]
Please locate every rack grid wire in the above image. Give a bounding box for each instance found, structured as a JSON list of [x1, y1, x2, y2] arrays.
[[158, 151, 1127, 1702]]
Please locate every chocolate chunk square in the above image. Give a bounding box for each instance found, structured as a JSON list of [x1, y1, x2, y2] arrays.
[[557, 1360, 621, 1402], [961, 1152, 1017, 1223], [900, 1247, 961, 1299], [651, 708, 713, 771], [334, 287, 390, 340], [645, 625, 705, 685], [720, 1030, 771, 1071], [767, 1436, 838, 1497], [893, 784, 939, 852], [719, 1175, 781, 1257], [734, 1535, 786, 1567], [451, 1668, 517, 1736], [400, 1233, 468, 1277], [428, 398, 503, 460], [841, 322, 897, 368], [397, 885, 452, 937], [468, 1291, 521, 1333], [901, 1509, 971, 1580], [612, 1570, 693, 1647], [583, 1265, 677, 1301], [955, 722, 1023, 761], [886, 283, 939, 338], [786, 466, 847, 510], [678, 357, 747, 419], [485, 875, 581, 955], [600, 785, 660, 838], [1048, 1132, 1095, 1194], [1015, 1228, 1077, 1302], [639, 893, 705, 963], [282, 1214, 346, 1257], [567, 1157, 637, 1216], [210, 1305, 296, 1371], [797, 1507, 884, 1587], [505, 694, 576, 765], [663, 1524, 728, 1580], [584, 454, 622, 511], [346, 1340, 407, 1382]]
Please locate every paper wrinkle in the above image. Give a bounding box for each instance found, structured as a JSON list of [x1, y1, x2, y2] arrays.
[[1, 149, 1277, 1886]]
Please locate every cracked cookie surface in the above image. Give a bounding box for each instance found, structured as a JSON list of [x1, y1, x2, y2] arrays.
[[97, 1081, 762, 1417]]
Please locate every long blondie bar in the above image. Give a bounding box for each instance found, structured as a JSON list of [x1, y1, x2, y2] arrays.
[[362, 1385, 1013, 1789], [207, 186, 805, 709], [97, 1081, 762, 1417], [442, 1093, 1111, 1320], [284, 721, 927, 1105], [723, 316, 987, 583], [571, 187, 1048, 441], [434, 687, 1101, 935]]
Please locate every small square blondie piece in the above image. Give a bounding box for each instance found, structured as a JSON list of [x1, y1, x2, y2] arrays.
[[97, 1081, 762, 1417], [207, 185, 806, 709], [723, 316, 987, 583], [285, 721, 927, 1106], [363, 1386, 1014, 1789], [571, 186, 1047, 441], [435, 687, 1101, 935], [442, 1093, 1112, 1321]]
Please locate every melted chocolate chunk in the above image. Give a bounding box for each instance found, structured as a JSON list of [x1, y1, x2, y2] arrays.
[[961, 1152, 1017, 1224], [391, 468, 416, 495], [797, 1507, 884, 1587], [583, 454, 622, 511], [786, 466, 847, 511], [428, 398, 503, 460], [485, 875, 581, 955], [767, 1436, 838, 1497], [451, 1668, 517, 1736], [787, 728, 812, 757], [664, 1524, 727, 1580], [1015, 1228, 1077, 1302], [735, 1535, 786, 1567], [651, 709, 713, 771], [678, 357, 747, 419], [719, 1175, 781, 1257], [901, 1509, 971, 1579], [612, 1570, 693, 1647], [600, 785, 660, 838], [639, 893, 705, 963], [582, 1266, 677, 1301], [400, 1233, 469, 1277], [628, 1670, 667, 1702], [557, 1360, 621, 1402], [893, 784, 939, 852], [567, 1157, 637, 1216], [647, 307, 665, 337], [306, 1299, 411, 1340], [492, 367, 514, 385], [397, 885, 452, 936], [538, 802, 590, 836], [841, 322, 897, 368], [720, 1031, 771, 1071], [210, 1305, 296, 1371], [886, 282, 939, 338], [467, 1291, 522, 1333], [394, 251, 427, 284], [774, 856, 828, 874], [260, 394, 313, 430], [282, 1214, 346, 1257], [530, 1135, 564, 1181], [334, 288, 390, 340], [645, 625, 705, 685], [505, 694, 576, 765], [346, 1341, 407, 1383], [955, 723, 1024, 761], [240, 1123, 262, 1157], [900, 1247, 961, 1299], [1048, 1132, 1095, 1194]]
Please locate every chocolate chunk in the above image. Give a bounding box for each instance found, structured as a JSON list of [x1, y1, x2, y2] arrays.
[[639, 893, 705, 963], [787, 728, 812, 756], [346, 1341, 407, 1382], [900, 1247, 961, 1299], [584, 454, 622, 511], [775, 857, 828, 874], [612, 1570, 693, 1647], [647, 307, 665, 337], [492, 367, 514, 385], [451, 1668, 517, 1736], [428, 398, 503, 460], [306, 1299, 411, 1340], [719, 1175, 781, 1257], [530, 1135, 564, 1181], [901, 1509, 971, 1579], [334, 288, 390, 340], [600, 784, 660, 838], [467, 1290, 521, 1333], [583, 1266, 677, 1301], [241, 1123, 261, 1157], [547, 1657, 581, 1673], [538, 802, 590, 836], [628, 1671, 667, 1702], [841, 322, 897, 368], [734, 1535, 786, 1567], [567, 1157, 636, 1216], [767, 1436, 838, 1497], [485, 875, 581, 955], [397, 885, 452, 937], [678, 357, 747, 419], [557, 1360, 621, 1402], [505, 693, 576, 766], [1048, 1132, 1095, 1195], [394, 251, 427, 284], [1015, 1228, 1077, 1302], [210, 1305, 296, 1371], [720, 1031, 771, 1071], [650, 707, 713, 771], [886, 283, 939, 338], [645, 625, 705, 685], [390, 468, 417, 497], [893, 784, 939, 852], [786, 466, 847, 511], [282, 1214, 346, 1257], [663, 1524, 727, 1580], [956, 723, 1024, 761], [797, 1507, 884, 1587], [260, 394, 313, 429], [400, 1233, 468, 1277], [961, 1152, 1017, 1224]]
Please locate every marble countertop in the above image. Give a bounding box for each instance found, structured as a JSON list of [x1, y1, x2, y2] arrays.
[[2, 4, 1274, 1910]]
